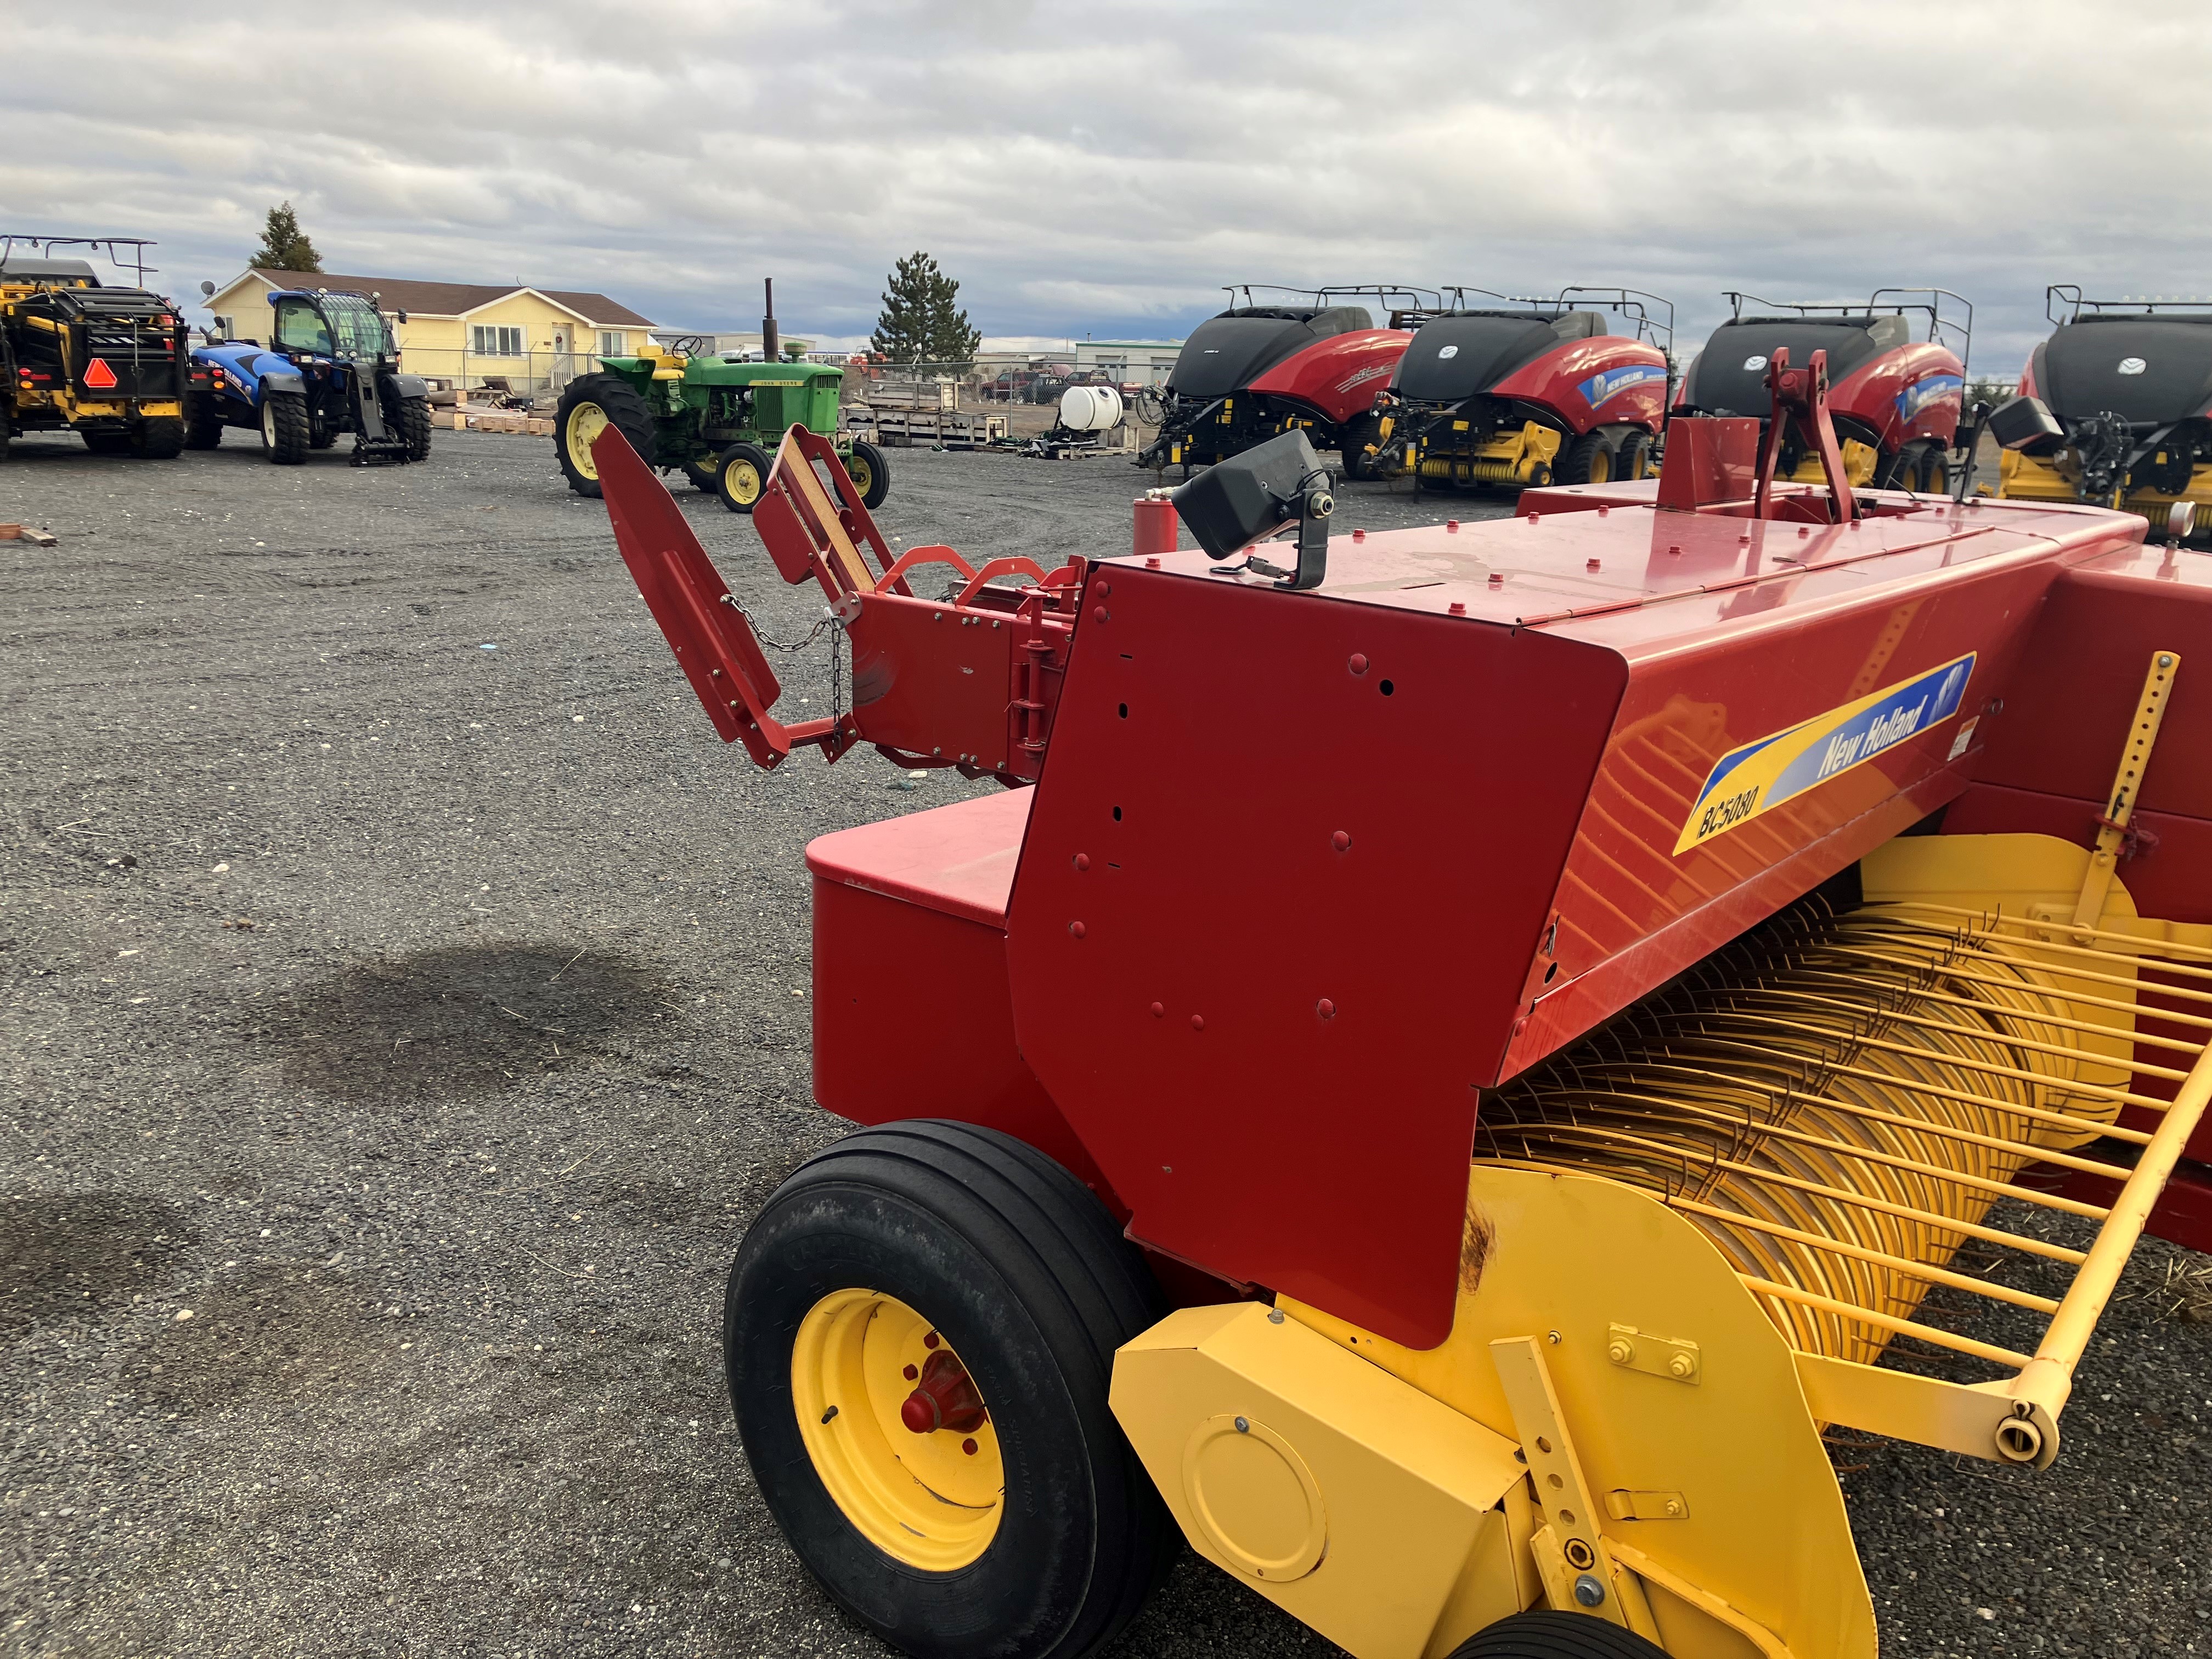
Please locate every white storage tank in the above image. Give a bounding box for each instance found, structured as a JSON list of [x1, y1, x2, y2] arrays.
[[1058, 384, 1124, 433]]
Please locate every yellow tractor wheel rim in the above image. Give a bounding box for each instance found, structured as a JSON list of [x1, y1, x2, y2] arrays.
[[1588, 447, 1612, 484], [723, 455, 763, 505], [845, 454, 872, 498], [565, 402, 610, 481], [791, 1289, 1004, 1571]]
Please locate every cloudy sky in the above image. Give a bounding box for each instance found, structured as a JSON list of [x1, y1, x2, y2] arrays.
[[6, 0, 2211, 370]]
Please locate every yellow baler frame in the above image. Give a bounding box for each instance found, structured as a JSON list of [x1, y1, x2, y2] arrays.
[[1112, 832, 2212, 1659]]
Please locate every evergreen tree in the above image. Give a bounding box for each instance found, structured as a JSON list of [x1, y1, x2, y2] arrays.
[[252, 202, 322, 272], [872, 252, 980, 368]]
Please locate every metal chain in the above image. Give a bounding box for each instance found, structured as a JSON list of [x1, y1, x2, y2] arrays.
[[718, 591, 849, 736]]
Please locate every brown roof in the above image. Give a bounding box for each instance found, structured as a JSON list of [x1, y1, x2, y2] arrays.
[[241, 269, 654, 328]]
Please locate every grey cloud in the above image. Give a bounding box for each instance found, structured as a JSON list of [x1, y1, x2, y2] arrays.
[[6, 0, 2212, 372]]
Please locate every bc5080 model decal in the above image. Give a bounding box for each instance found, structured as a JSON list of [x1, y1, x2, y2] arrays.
[[1675, 653, 1976, 854]]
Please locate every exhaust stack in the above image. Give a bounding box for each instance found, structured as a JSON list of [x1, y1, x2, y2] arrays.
[[762, 278, 780, 363]]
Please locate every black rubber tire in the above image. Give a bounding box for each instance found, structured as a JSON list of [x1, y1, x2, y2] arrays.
[[554, 372, 656, 499], [396, 397, 433, 462], [845, 438, 891, 509], [715, 441, 774, 514], [726, 1120, 1172, 1659], [1558, 429, 1615, 487], [1524, 461, 1554, 490], [260, 393, 309, 465], [184, 393, 224, 450], [1613, 429, 1655, 482], [308, 409, 338, 449], [132, 416, 184, 459], [1338, 412, 1386, 482], [682, 455, 721, 493], [1921, 449, 1951, 494], [1446, 1610, 1669, 1658]]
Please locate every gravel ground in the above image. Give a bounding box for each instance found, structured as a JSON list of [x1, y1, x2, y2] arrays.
[[2, 427, 2207, 1658]]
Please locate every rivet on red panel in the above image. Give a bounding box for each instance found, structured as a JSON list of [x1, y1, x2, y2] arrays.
[[1190, 1014, 1205, 1032], [1446, 520, 1459, 533], [1486, 573, 1504, 589], [1348, 653, 1369, 676], [1092, 606, 1108, 624], [1074, 853, 1090, 872], [1586, 557, 1601, 572], [1150, 1002, 1164, 1018], [1317, 998, 1336, 1020], [1351, 528, 1365, 541], [1448, 600, 1467, 615], [1069, 921, 1086, 939], [1331, 831, 1351, 851]]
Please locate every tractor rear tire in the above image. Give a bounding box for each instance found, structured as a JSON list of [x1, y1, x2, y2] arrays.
[[133, 416, 184, 460], [726, 1120, 1172, 1659], [260, 394, 309, 465], [1558, 430, 1616, 487], [184, 393, 224, 450], [1446, 1610, 1669, 1657], [1614, 429, 1655, 482], [845, 439, 890, 510], [682, 456, 720, 493], [1921, 449, 1951, 494], [309, 410, 338, 450], [397, 397, 433, 462], [714, 442, 774, 514], [555, 373, 655, 499]]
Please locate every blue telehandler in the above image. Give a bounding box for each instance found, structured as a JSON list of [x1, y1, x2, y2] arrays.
[[189, 285, 431, 465]]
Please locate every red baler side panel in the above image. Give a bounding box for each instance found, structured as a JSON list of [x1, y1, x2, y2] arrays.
[[1486, 337, 1672, 437], [1940, 545, 2212, 1167], [1826, 341, 1966, 454], [811, 877, 1119, 1208], [1245, 328, 1414, 424], [1005, 566, 1629, 1349]]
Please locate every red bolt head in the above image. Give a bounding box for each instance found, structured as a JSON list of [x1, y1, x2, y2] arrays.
[[1449, 600, 1468, 615], [1526, 511, 1539, 524], [923, 1331, 940, 1349], [1586, 557, 1601, 572], [1150, 1001, 1164, 1018], [1069, 920, 1086, 939], [1596, 505, 1609, 517], [1347, 653, 1369, 676], [1317, 998, 1336, 1020], [962, 1438, 978, 1455], [1097, 582, 1111, 597], [1352, 528, 1365, 541], [904, 1364, 918, 1380], [1331, 830, 1351, 851], [1446, 520, 1459, 532], [1091, 605, 1108, 624], [1667, 544, 1681, 556], [1486, 573, 1504, 589], [901, 1394, 939, 1434], [1190, 1014, 1205, 1032], [1798, 525, 1811, 537], [1074, 853, 1090, 871], [1146, 556, 1161, 568]]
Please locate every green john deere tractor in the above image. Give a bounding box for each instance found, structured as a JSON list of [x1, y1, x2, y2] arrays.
[[554, 335, 887, 515]]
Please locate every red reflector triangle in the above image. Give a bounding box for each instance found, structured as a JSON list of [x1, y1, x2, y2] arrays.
[[83, 358, 119, 389]]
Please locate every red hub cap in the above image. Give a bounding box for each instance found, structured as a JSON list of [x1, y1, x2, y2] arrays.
[[899, 1348, 987, 1435]]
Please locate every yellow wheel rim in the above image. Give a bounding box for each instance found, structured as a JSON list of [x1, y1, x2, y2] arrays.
[[1588, 448, 1612, 484], [791, 1289, 1004, 1570], [723, 455, 763, 505], [845, 455, 872, 499], [565, 402, 610, 481]]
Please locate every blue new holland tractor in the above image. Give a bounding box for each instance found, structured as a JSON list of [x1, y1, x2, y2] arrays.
[[189, 286, 431, 465]]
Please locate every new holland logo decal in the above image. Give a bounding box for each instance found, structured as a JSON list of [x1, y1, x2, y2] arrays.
[[1675, 653, 1976, 854], [1577, 364, 1668, 407]]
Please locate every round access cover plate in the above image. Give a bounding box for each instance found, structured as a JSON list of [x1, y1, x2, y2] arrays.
[[1180, 1413, 1327, 1582]]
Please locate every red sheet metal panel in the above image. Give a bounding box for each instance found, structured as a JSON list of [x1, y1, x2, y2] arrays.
[[1005, 565, 1628, 1348], [1001, 497, 2153, 1344]]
